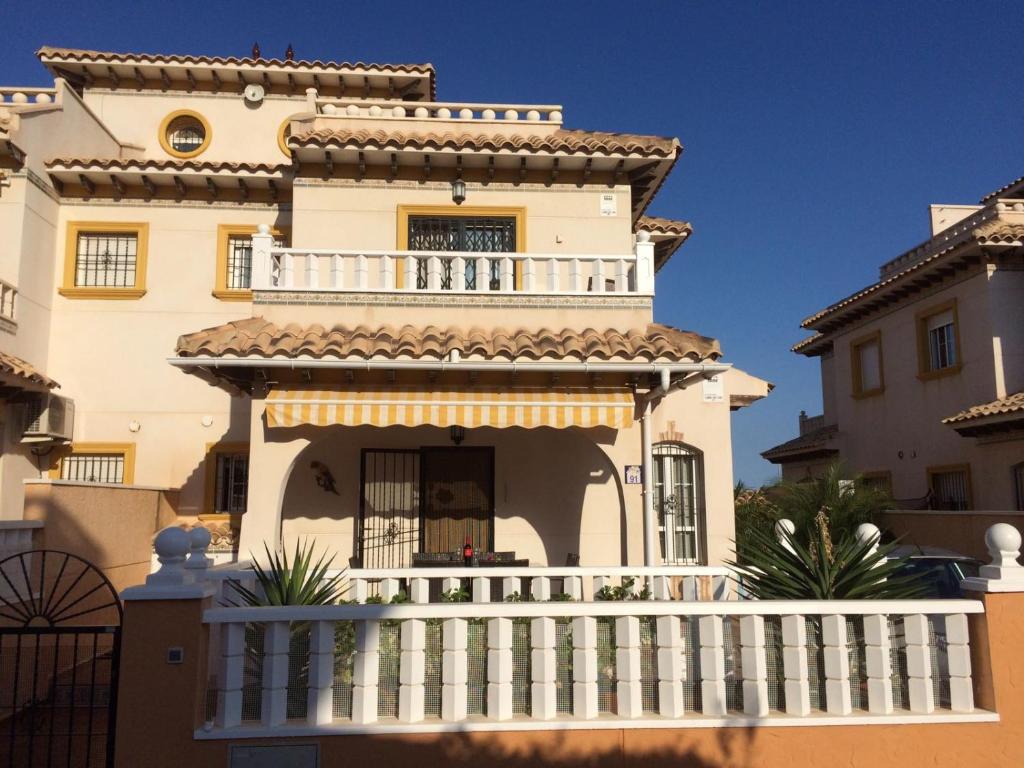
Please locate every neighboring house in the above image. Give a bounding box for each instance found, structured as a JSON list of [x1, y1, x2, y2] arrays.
[[0, 46, 769, 570], [764, 178, 1024, 511]]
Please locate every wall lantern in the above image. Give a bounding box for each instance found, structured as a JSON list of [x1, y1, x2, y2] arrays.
[[450, 426, 466, 445], [451, 178, 467, 205]]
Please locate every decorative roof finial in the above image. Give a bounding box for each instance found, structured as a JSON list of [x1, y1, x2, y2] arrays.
[[251, 41, 261, 60], [285, 43, 295, 61]]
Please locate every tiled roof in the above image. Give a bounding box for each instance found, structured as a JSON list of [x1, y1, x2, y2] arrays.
[[637, 216, 692, 236], [36, 46, 434, 76], [974, 222, 1024, 244], [980, 174, 1024, 203], [46, 158, 290, 175], [761, 424, 838, 462], [175, 318, 721, 363], [0, 350, 58, 389], [943, 392, 1024, 425], [289, 128, 680, 158]]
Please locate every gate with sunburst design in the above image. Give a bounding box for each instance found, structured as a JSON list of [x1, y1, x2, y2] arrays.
[[0, 550, 122, 768]]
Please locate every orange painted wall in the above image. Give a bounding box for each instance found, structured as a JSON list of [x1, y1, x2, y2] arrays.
[[114, 592, 1024, 768]]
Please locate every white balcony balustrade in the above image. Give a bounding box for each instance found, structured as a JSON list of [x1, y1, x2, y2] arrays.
[[201, 598, 986, 734], [314, 95, 563, 125], [250, 226, 656, 298]]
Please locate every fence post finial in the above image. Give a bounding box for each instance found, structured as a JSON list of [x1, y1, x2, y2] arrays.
[[963, 523, 1024, 593], [146, 527, 191, 587], [185, 526, 213, 579]]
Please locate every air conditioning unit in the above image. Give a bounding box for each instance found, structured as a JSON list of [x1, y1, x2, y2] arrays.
[[20, 393, 74, 443]]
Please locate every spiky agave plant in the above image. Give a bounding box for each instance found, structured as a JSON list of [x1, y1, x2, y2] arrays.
[[728, 511, 929, 600], [227, 539, 346, 607]]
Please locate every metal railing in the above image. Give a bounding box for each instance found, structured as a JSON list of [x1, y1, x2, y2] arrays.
[[201, 597, 983, 732]]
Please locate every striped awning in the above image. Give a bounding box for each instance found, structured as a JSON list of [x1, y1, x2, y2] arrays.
[[265, 387, 636, 429]]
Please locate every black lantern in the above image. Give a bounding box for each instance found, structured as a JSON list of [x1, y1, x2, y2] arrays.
[[450, 425, 466, 445], [451, 178, 466, 205]]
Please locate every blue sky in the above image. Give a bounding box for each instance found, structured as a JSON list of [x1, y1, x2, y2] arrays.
[[3, 1, 1022, 484]]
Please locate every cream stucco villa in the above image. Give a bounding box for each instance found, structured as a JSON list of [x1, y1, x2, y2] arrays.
[[0, 45, 770, 578]]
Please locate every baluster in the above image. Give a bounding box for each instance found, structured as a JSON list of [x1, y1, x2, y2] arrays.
[[427, 255, 442, 290], [530, 576, 551, 602], [656, 615, 685, 717], [351, 578, 368, 604], [904, 614, 934, 713], [487, 617, 514, 720], [331, 253, 344, 289], [591, 260, 606, 292], [281, 253, 294, 288], [261, 621, 290, 726], [380, 577, 400, 602], [502, 576, 521, 600], [500, 256, 514, 292], [442, 576, 461, 596], [522, 257, 536, 292], [822, 614, 852, 714], [563, 575, 582, 601], [452, 255, 466, 291], [593, 575, 611, 600], [945, 613, 974, 712], [404, 255, 418, 291], [546, 257, 559, 292], [652, 575, 671, 600], [305, 253, 319, 289], [531, 617, 557, 719], [352, 620, 380, 724], [354, 253, 368, 290], [216, 622, 245, 728], [472, 576, 490, 603], [442, 618, 468, 721], [572, 616, 598, 719], [307, 621, 335, 725], [475, 257, 488, 291], [699, 615, 727, 715], [680, 576, 697, 601], [399, 619, 426, 722], [782, 614, 811, 715], [568, 258, 582, 292], [615, 258, 629, 292], [616, 616, 643, 717], [863, 614, 893, 714], [740, 615, 769, 716], [409, 577, 430, 604], [380, 254, 394, 290]]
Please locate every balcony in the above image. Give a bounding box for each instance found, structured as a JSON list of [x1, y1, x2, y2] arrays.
[[250, 227, 656, 299]]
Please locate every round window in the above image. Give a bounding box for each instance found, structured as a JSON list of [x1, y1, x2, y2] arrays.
[[159, 111, 211, 158]]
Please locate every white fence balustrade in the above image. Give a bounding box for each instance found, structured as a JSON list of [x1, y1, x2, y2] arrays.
[[316, 97, 563, 124], [250, 228, 657, 297], [200, 598, 988, 735]]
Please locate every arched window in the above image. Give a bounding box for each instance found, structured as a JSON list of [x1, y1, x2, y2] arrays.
[[652, 442, 705, 564]]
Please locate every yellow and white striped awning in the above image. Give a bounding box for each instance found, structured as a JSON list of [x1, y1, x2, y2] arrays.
[[265, 387, 636, 430]]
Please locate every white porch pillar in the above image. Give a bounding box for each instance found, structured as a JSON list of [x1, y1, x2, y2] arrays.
[[640, 401, 658, 566], [238, 397, 311, 560]]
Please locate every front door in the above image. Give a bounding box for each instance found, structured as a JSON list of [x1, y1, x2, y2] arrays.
[[420, 447, 494, 555], [653, 444, 702, 564]]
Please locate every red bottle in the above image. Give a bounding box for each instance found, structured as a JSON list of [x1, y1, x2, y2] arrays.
[[463, 536, 474, 566]]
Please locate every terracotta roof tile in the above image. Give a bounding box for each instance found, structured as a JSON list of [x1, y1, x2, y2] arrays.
[[943, 391, 1024, 424], [980, 174, 1024, 203], [289, 127, 680, 158], [46, 158, 290, 175], [637, 216, 692, 236], [974, 222, 1024, 244], [0, 350, 58, 389], [761, 424, 838, 462], [175, 318, 721, 363], [36, 46, 433, 76]]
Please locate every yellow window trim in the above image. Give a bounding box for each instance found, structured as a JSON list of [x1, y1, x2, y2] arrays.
[[203, 441, 250, 516], [60, 222, 149, 300], [158, 109, 212, 159], [277, 116, 303, 159], [214, 224, 289, 301], [50, 442, 136, 485], [926, 462, 973, 510], [849, 330, 885, 399], [915, 298, 963, 381], [395, 205, 526, 290]]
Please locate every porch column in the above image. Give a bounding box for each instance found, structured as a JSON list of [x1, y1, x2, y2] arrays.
[[238, 396, 310, 560], [640, 402, 658, 566]]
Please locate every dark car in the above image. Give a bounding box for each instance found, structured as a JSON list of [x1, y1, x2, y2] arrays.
[[887, 545, 982, 598]]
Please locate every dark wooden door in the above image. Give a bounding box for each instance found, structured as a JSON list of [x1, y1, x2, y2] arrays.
[[420, 448, 494, 555]]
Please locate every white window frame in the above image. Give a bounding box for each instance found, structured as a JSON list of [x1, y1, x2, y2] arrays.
[[652, 442, 704, 565]]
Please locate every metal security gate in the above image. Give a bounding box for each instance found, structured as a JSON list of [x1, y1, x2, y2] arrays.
[[358, 450, 421, 568], [408, 215, 516, 289], [0, 551, 122, 768]]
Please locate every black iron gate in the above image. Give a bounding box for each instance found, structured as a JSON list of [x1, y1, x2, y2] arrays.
[[0, 551, 122, 768], [358, 450, 422, 568]]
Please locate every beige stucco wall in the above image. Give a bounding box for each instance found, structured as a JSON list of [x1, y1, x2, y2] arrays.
[[824, 268, 1023, 507]]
